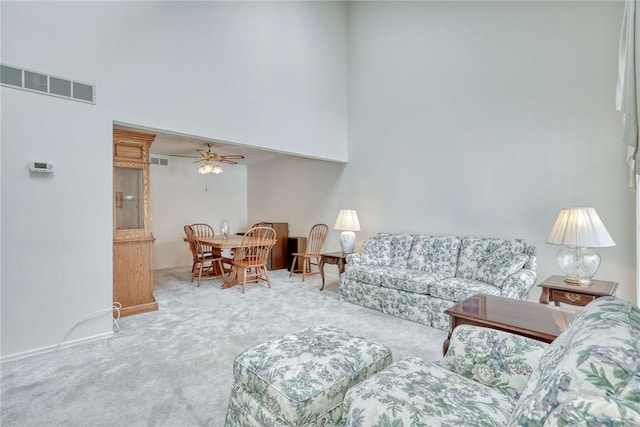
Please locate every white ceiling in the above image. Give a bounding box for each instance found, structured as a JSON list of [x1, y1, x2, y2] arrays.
[[114, 124, 286, 165]]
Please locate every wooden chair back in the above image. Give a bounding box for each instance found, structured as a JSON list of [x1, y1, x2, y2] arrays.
[[190, 223, 214, 253], [237, 226, 277, 267], [306, 223, 329, 255]]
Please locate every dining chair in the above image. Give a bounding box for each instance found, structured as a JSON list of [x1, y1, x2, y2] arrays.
[[190, 223, 216, 255], [184, 225, 225, 286], [289, 223, 329, 281], [231, 226, 277, 293]]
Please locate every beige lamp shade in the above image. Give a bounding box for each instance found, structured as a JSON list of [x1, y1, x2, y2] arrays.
[[546, 207, 615, 248], [546, 207, 615, 285], [333, 209, 361, 231]]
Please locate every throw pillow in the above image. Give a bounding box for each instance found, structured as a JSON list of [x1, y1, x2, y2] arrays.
[[475, 248, 528, 287]]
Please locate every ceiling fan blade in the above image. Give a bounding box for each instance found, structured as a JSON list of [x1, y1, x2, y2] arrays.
[[219, 159, 238, 165], [220, 155, 245, 160], [165, 154, 200, 159]]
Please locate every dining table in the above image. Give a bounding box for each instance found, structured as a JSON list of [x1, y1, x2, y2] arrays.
[[189, 235, 244, 288]]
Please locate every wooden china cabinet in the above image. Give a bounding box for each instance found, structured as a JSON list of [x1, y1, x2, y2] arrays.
[[112, 129, 158, 317]]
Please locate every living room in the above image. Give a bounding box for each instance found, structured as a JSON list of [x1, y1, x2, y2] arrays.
[[1, 0, 637, 422]]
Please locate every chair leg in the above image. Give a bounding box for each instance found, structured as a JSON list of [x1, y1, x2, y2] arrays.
[[197, 263, 204, 287], [242, 267, 247, 294], [289, 255, 297, 277], [191, 261, 197, 283], [215, 259, 224, 278], [302, 258, 309, 282], [263, 267, 271, 288]]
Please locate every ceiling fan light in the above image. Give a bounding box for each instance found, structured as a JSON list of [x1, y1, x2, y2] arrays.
[[203, 163, 214, 173], [198, 165, 207, 174], [212, 164, 224, 174]]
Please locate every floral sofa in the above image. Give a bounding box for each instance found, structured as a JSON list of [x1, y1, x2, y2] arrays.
[[339, 233, 537, 329], [343, 296, 640, 426]]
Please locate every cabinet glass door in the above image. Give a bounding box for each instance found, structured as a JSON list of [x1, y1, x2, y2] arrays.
[[115, 167, 143, 230]]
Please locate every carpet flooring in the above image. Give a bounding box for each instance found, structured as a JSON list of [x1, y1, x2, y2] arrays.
[[1, 268, 447, 427]]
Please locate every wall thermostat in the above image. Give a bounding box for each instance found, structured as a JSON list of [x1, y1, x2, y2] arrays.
[[30, 161, 54, 173]]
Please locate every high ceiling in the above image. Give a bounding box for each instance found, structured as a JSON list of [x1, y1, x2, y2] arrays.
[[114, 124, 285, 165]]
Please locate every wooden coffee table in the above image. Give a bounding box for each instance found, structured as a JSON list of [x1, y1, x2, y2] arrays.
[[443, 294, 576, 355]]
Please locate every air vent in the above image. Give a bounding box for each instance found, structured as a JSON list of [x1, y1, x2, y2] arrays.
[[150, 157, 169, 166], [1, 64, 95, 104]]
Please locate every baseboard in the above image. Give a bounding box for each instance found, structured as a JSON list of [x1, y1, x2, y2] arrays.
[[1, 331, 114, 363]]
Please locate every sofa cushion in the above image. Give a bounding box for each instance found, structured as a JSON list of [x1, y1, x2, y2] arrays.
[[508, 297, 640, 426], [440, 325, 548, 400], [380, 269, 447, 294], [377, 233, 414, 268], [407, 235, 461, 276], [358, 237, 391, 266], [456, 237, 527, 285], [343, 356, 517, 427], [430, 277, 502, 302], [343, 265, 388, 286]]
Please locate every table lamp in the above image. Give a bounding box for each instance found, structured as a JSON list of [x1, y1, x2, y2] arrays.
[[334, 209, 361, 254], [546, 207, 615, 285]]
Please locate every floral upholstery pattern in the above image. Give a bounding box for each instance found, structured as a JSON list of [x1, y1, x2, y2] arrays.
[[377, 233, 414, 268], [543, 396, 640, 427], [430, 277, 502, 301], [343, 356, 517, 427], [379, 286, 432, 325], [340, 233, 536, 330], [456, 238, 527, 283], [440, 325, 548, 400], [338, 297, 638, 427], [342, 264, 387, 286], [508, 297, 640, 426], [225, 325, 392, 427], [429, 297, 457, 330], [380, 269, 445, 294], [407, 235, 461, 275], [340, 279, 384, 313], [355, 238, 391, 267]]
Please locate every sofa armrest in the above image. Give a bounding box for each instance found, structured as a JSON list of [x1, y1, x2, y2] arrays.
[[439, 325, 548, 400], [541, 396, 640, 426], [501, 269, 537, 299], [345, 252, 361, 266]]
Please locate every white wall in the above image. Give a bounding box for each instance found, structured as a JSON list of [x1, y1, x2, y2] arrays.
[[249, 1, 636, 303], [247, 156, 346, 252], [1, 1, 348, 358], [345, 1, 634, 301], [150, 156, 248, 270]]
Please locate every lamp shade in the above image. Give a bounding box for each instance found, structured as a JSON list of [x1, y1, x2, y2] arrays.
[[546, 208, 615, 248], [334, 209, 361, 231]]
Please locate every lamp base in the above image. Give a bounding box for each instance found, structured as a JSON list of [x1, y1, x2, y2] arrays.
[[557, 246, 600, 287], [563, 277, 593, 286], [339, 231, 357, 254]]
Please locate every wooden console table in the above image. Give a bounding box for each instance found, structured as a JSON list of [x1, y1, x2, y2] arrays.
[[319, 252, 347, 290], [443, 294, 575, 355], [538, 275, 618, 307]]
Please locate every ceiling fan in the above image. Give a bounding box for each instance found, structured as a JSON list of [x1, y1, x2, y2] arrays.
[[193, 143, 245, 165]]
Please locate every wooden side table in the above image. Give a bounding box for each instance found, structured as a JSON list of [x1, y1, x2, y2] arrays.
[[538, 275, 618, 307], [443, 294, 575, 355], [319, 252, 347, 290]]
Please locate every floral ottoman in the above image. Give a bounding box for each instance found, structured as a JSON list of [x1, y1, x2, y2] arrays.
[[224, 325, 393, 426]]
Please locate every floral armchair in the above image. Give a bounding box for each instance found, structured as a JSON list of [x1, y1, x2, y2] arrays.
[[342, 297, 640, 426]]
